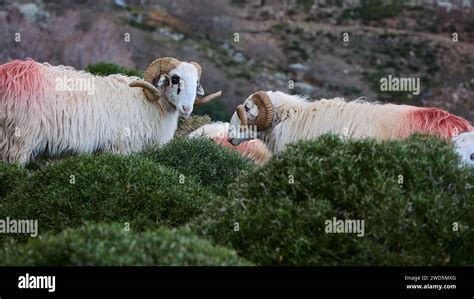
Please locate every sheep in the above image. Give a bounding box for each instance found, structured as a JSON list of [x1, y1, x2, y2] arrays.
[[189, 122, 231, 140], [0, 57, 221, 165], [453, 131, 474, 167], [228, 91, 473, 153], [189, 122, 272, 165]]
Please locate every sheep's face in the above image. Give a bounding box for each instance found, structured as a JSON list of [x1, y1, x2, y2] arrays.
[[228, 91, 274, 146], [156, 62, 204, 117], [232, 95, 260, 123], [453, 131, 474, 167], [228, 95, 262, 146], [129, 58, 221, 113]]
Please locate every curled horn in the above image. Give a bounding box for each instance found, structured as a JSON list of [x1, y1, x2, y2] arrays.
[[129, 81, 160, 99], [129, 57, 181, 101], [194, 91, 222, 107], [248, 91, 273, 130], [237, 104, 248, 126], [130, 57, 221, 106]]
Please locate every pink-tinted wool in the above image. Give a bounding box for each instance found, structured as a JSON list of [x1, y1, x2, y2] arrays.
[[0, 59, 49, 104], [213, 135, 271, 165], [406, 107, 473, 139]]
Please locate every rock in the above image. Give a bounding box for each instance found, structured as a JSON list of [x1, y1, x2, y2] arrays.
[[16, 3, 39, 22], [233, 52, 246, 63], [294, 82, 316, 95], [157, 28, 184, 41], [15, 3, 49, 22], [274, 72, 287, 81], [288, 63, 309, 73], [114, 0, 127, 8]]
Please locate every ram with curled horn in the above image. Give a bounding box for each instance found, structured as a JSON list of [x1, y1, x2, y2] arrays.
[[129, 57, 222, 112], [0, 57, 221, 165], [228, 90, 473, 155]]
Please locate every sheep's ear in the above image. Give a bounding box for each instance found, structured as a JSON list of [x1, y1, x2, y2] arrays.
[[155, 74, 170, 88], [197, 83, 205, 96]]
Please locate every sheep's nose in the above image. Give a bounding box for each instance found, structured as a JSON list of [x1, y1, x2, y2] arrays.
[[182, 105, 192, 114], [470, 153, 474, 161]]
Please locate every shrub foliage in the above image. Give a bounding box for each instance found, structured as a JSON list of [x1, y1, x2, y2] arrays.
[[0, 162, 28, 200], [85, 62, 142, 77], [144, 138, 255, 195], [192, 134, 474, 265], [0, 223, 250, 266], [0, 154, 214, 243]]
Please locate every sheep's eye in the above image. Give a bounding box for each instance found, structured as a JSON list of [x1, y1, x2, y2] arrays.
[[245, 105, 249, 112], [470, 153, 474, 161], [171, 75, 180, 85]]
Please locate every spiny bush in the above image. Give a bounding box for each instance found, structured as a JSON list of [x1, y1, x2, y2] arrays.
[[144, 138, 255, 195], [0, 154, 215, 243], [175, 115, 211, 138], [85, 62, 142, 77], [0, 223, 251, 266], [191, 134, 474, 266], [0, 162, 28, 200]]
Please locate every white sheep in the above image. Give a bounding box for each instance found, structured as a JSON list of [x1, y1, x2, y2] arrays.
[[189, 122, 272, 165], [228, 91, 473, 153], [189, 122, 231, 140], [453, 131, 474, 167], [0, 58, 221, 165]]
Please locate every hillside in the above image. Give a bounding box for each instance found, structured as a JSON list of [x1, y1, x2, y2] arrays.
[[0, 0, 473, 121]]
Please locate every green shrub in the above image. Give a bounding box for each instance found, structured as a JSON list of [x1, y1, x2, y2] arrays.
[[0, 223, 251, 266], [191, 134, 474, 265], [85, 62, 142, 77], [0, 154, 215, 243], [0, 162, 28, 200], [175, 115, 211, 138], [144, 138, 255, 195], [342, 0, 405, 21], [231, 0, 247, 7], [193, 100, 230, 122], [296, 0, 314, 10], [128, 19, 156, 32]]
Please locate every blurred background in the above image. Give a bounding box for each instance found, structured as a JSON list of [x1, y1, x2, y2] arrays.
[[0, 0, 473, 121]]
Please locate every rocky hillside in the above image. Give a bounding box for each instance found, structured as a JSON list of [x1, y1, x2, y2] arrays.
[[0, 0, 473, 121]]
